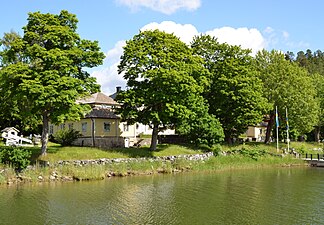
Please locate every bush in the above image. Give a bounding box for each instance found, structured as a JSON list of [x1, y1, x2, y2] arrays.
[[238, 147, 267, 161], [53, 129, 81, 146], [0, 146, 31, 170], [211, 144, 222, 156]]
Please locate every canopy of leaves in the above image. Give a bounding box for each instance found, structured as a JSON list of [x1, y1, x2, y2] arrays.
[[191, 35, 269, 142], [117, 30, 223, 149], [0, 10, 105, 154], [295, 49, 324, 140], [176, 95, 224, 147], [255, 50, 319, 137], [0, 32, 26, 131]]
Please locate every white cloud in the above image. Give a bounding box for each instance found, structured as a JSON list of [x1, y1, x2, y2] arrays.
[[282, 31, 289, 40], [116, 0, 201, 14], [92, 22, 270, 94], [91, 41, 127, 95], [264, 26, 274, 34], [140, 21, 199, 45], [262, 28, 310, 52], [206, 27, 266, 55], [105, 40, 126, 60]]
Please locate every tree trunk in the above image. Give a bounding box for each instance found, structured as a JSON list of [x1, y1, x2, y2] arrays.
[[314, 126, 321, 142], [225, 134, 232, 144], [265, 113, 274, 144], [41, 112, 49, 155], [150, 124, 159, 151]]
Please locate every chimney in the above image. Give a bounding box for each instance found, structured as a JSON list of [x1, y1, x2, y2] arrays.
[[116, 86, 121, 93]]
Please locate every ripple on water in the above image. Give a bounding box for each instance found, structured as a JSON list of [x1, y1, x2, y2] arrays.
[[1, 167, 324, 224]]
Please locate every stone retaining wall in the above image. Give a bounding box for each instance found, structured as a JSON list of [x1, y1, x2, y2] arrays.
[[54, 152, 214, 167]]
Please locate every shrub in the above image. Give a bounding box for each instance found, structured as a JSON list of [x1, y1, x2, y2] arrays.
[[238, 147, 267, 161], [211, 144, 222, 156], [0, 146, 32, 170], [53, 129, 81, 146]]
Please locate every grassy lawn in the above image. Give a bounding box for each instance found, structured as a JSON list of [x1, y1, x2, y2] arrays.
[[221, 141, 324, 154], [24, 140, 323, 163], [0, 141, 314, 185], [33, 143, 203, 163]]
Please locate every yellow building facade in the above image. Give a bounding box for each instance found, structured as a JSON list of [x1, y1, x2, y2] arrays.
[[49, 93, 138, 148]]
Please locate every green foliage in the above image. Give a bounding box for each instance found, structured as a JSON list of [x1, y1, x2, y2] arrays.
[[177, 95, 224, 146], [211, 144, 222, 156], [238, 148, 267, 161], [53, 129, 81, 146], [296, 50, 324, 141], [191, 35, 270, 143], [0, 146, 31, 170], [0, 10, 104, 154], [255, 50, 319, 142], [117, 30, 212, 150]]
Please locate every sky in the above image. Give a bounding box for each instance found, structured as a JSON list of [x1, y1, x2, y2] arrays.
[[1, 0, 323, 95]]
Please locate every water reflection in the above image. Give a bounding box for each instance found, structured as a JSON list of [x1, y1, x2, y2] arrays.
[[1, 167, 324, 224]]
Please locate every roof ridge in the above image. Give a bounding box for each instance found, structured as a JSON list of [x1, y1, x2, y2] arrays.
[[78, 92, 119, 105]]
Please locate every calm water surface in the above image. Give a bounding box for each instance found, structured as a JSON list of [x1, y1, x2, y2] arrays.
[[1, 167, 324, 225]]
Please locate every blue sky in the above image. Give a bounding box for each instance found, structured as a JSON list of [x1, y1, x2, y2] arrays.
[[1, 0, 323, 94]]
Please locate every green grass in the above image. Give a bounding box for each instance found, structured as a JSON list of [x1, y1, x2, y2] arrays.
[[0, 153, 305, 185], [22, 141, 324, 164], [189, 154, 304, 172], [0, 141, 320, 185], [220, 141, 324, 154], [32, 143, 202, 163]]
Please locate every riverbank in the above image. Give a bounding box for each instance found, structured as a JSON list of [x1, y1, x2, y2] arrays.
[[1, 141, 319, 186], [0, 152, 306, 186]]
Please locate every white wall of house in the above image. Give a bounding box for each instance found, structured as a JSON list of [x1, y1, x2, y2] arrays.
[[246, 126, 267, 141], [135, 124, 175, 136]]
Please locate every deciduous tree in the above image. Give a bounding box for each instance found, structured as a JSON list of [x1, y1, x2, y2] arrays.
[[117, 30, 223, 150], [255, 50, 319, 143], [191, 35, 269, 143], [296, 49, 324, 141], [0, 10, 104, 154]]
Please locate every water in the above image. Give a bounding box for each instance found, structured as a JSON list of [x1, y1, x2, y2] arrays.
[[1, 167, 324, 225]]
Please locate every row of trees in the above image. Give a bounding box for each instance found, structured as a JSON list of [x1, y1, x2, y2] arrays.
[[0, 10, 322, 153], [117, 30, 321, 150]]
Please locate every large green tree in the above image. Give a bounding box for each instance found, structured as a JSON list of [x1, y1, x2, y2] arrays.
[[296, 49, 324, 141], [255, 50, 319, 143], [191, 35, 269, 143], [0, 31, 24, 130], [0, 10, 104, 154], [117, 30, 223, 150]]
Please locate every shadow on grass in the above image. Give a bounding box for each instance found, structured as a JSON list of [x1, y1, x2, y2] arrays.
[[29, 145, 62, 163], [108, 144, 170, 158]]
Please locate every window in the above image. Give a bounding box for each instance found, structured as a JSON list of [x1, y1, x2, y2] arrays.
[[60, 124, 65, 130], [68, 123, 74, 130], [49, 125, 54, 134], [104, 122, 111, 132], [82, 122, 87, 132], [123, 124, 129, 132]]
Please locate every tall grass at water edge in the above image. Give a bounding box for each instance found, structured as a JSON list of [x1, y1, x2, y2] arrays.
[[0, 155, 304, 185], [0, 141, 317, 185]]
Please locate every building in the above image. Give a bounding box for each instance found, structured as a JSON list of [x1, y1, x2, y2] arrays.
[[50, 91, 174, 148], [109, 87, 175, 137], [50, 93, 134, 148], [245, 121, 268, 142]]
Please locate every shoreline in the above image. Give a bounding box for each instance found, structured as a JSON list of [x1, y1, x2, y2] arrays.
[[0, 153, 307, 186]]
